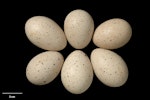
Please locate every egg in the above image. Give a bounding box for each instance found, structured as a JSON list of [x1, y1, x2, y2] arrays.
[[61, 50, 93, 94], [25, 16, 67, 51], [64, 9, 94, 49], [90, 48, 128, 87], [26, 51, 64, 85], [93, 18, 132, 49]]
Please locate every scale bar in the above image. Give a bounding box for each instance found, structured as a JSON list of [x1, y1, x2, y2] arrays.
[[2, 92, 23, 94]]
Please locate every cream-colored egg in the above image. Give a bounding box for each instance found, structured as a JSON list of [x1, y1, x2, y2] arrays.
[[91, 48, 128, 87], [64, 9, 94, 49], [26, 51, 64, 85], [93, 18, 132, 49], [25, 16, 67, 51], [61, 50, 93, 94]]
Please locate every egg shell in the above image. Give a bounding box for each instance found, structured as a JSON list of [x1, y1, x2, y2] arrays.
[[61, 50, 93, 94], [91, 48, 128, 87], [93, 18, 132, 49], [64, 9, 94, 49], [25, 16, 67, 51], [26, 51, 64, 85]]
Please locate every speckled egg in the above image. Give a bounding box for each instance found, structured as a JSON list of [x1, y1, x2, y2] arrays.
[[64, 9, 94, 49], [93, 18, 132, 49], [61, 50, 93, 94], [26, 51, 64, 85], [25, 16, 67, 51], [91, 48, 128, 87]]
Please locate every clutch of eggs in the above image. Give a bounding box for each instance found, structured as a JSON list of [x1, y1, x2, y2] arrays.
[[24, 9, 132, 94]]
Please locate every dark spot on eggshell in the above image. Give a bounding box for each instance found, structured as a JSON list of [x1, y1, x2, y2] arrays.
[[38, 60, 44, 65], [43, 81, 46, 83], [41, 62, 44, 65]]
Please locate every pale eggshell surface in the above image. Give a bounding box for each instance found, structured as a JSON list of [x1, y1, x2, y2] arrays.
[[64, 9, 94, 49], [93, 18, 132, 49], [61, 50, 93, 94], [26, 51, 64, 85], [91, 48, 128, 87], [25, 16, 67, 51]]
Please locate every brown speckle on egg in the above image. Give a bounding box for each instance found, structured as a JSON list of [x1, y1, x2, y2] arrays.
[[43, 81, 46, 83]]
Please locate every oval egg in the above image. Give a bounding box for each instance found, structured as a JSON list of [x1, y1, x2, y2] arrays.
[[64, 9, 94, 49], [91, 48, 128, 87], [61, 50, 93, 94], [26, 51, 64, 85], [93, 18, 132, 49], [25, 16, 67, 51]]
